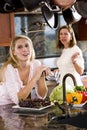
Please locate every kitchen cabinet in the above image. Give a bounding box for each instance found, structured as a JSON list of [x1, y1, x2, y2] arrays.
[[0, 13, 15, 46], [78, 18, 87, 40]]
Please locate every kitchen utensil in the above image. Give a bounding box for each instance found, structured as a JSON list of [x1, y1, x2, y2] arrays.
[[62, 5, 82, 25], [41, 4, 58, 29], [20, 0, 48, 11], [12, 104, 54, 113], [74, 0, 87, 18], [0, 0, 23, 13]]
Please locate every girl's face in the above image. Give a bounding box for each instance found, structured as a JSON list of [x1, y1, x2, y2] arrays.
[[13, 38, 31, 62], [59, 28, 72, 48]]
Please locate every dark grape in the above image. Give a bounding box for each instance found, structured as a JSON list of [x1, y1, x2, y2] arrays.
[[19, 98, 51, 108]]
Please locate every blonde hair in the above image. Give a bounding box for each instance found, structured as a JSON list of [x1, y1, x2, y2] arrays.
[[0, 35, 35, 82], [57, 25, 77, 49]]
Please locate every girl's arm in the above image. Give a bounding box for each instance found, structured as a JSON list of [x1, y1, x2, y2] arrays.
[[18, 65, 49, 101], [37, 72, 48, 99]]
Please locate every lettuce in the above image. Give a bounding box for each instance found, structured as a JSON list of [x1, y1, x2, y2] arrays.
[[49, 85, 63, 104], [49, 85, 74, 104]]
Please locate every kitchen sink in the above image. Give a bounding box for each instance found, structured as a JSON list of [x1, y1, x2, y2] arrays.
[[48, 101, 87, 128], [58, 112, 87, 128], [49, 111, 87, 128], [48, 73, 87, 128]]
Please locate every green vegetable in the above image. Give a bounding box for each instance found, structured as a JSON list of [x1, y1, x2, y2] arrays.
[[74, 86, 86, 92], [49, 85, 63, 104], [49, 85, 74, 104]]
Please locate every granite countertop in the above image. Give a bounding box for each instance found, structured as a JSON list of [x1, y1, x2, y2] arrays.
[[0, 104, 87, 130]]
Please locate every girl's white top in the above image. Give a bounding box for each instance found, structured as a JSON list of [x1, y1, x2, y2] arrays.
[[0, 60, 46, 105]]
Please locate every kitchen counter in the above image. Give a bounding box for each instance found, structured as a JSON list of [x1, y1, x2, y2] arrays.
[[0, 104, 87, 130]]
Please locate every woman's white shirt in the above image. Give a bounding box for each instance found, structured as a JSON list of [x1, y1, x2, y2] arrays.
[[57, 45, 84, 91]]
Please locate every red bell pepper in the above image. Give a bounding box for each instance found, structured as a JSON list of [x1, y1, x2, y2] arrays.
[[81, 91, 87, 103], [74, 86, 87, 103]]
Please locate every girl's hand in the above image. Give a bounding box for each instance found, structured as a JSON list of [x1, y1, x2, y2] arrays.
[[44, 67, 51, 76], [34, 65, 50, 81]]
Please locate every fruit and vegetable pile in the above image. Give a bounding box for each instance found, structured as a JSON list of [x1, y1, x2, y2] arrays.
[[66, 86, 87, 104], [49, 85, 87, 105]]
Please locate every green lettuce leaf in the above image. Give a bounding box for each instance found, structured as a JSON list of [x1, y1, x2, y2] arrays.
[[49, 85, 74, 104]]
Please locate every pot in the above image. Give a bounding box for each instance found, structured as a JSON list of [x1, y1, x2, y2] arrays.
[[52, 0, 76, 9], [62, 5, 82, 25], [0, 0, 23, 13], [74, 0, 87, 18], [20, 0, 49, 11], [41, 4, 59, 30]]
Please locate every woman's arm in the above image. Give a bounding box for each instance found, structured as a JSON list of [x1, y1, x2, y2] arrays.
[[72, 61, 84, 75], [71, 52, 84, 75]]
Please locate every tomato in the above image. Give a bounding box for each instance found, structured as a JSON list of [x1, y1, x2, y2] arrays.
[[66, 92, 83, 104], [81, 91, 87, 103]]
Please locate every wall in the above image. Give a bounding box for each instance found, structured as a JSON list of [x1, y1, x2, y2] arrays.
[[0, 46, 9, 66], [78, 41, 87, 72], [37, 57, 59, 69]]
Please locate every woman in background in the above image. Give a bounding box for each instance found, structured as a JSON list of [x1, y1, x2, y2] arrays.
[[0, 35, 49, 105], [57, 25, 84, 91]]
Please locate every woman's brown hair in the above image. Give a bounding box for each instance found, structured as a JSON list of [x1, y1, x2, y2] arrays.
[[57, 25, 77, 49]]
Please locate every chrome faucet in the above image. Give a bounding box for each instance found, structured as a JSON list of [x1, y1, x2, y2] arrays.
[[50, 73, 77, 122], [62, 73, 77, 105], [54, 73, 77, 115], [62, 73, 77, 115]]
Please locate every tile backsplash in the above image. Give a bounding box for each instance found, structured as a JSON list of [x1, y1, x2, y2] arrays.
[[0, 47, 9, 63]]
